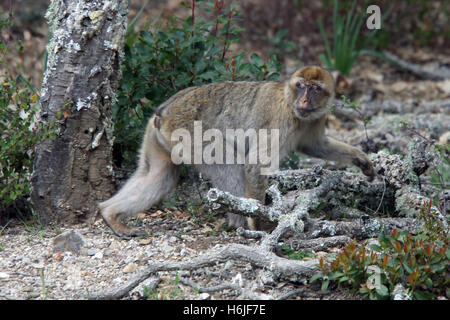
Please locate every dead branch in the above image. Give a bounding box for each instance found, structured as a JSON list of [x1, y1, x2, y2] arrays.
[[86, 277, 160, 300], [383, 51, 450, 80], [85, 243, 318, 299], [277, 288, 307, 300], [288, 235, 352, 251]]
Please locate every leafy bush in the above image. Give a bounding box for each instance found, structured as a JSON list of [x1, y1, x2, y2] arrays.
[[114, 0, 282, 165], [311, 201, 449, 300], [0, 72, 57, 213]]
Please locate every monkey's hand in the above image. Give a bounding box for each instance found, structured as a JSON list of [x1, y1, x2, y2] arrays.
[[352, 154, 375, 182]]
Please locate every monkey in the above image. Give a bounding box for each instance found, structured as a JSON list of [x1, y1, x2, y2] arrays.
[[99, 66, 374, 237]]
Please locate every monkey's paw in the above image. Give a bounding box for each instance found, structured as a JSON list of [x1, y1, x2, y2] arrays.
[[102, 214, 146, 238], [353, 156, 375, 182]]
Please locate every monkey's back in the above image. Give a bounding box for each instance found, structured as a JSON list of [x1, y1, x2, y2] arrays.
[[157, 81, 289, 137]]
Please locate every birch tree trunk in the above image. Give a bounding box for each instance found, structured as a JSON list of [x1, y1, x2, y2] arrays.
[[31, 0, 128, 224]]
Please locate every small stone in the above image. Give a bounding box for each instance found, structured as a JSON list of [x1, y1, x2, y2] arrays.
[[137, 212, 148, 219], [87, 249, 97, 256], [198, 293, 210, 300], [168, 236, 178, 243], [109, 241, 121, 250], [139, 238, 152, 245], [94, 251, 103, 259], [123, 262, 138, 273], [53, 230, 84, 254], [53, 252, 62, 261], [0, 272, 9, 279]]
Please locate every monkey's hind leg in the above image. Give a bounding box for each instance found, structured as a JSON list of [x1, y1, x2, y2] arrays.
[[99, 131, 178, 237]]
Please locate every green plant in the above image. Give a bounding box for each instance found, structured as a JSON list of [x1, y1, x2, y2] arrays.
[[339, 95, 371, 143], [262, 28, 297, 57], [281, 244, 315, 260], [114, 0, 282, 165], [0, 14, 58, 214], [311, 201, 449, 300], [318, 0, 389, 75]]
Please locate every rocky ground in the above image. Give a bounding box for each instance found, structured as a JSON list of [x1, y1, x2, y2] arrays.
[[0, 207, 357, 300]]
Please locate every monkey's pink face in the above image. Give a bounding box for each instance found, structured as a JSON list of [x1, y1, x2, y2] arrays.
[[292, 80, 330, 120]]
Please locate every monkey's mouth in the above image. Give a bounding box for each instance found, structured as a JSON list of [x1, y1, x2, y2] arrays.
[[297, 107, 317, 117]]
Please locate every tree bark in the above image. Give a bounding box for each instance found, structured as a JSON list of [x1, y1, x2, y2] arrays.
[[31, 0, 127, 224]]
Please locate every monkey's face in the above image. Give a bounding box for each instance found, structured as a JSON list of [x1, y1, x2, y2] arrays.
[[288, 67, 334, 120]]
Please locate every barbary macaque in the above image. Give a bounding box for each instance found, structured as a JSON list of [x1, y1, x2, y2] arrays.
[[99, 66, 374, 237]]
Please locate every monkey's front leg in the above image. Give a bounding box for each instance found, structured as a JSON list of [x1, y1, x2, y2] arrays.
[[244, 164, 269, 230], [300, 137, 375, 181]]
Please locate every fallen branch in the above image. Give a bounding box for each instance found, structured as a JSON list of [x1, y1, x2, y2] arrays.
[[288, 235, 352, 251], [85, 243, 317, 299], [383, 51, 450, 80], [87, 277, 160, 300]]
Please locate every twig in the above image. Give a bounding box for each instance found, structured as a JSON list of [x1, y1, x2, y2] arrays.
[[277, 288, 307, 300], [86, 276, 160, 300]]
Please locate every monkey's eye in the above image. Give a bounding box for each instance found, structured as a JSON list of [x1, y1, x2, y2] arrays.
[[295, 82, 305, 89], [311, 85, 321, 92]]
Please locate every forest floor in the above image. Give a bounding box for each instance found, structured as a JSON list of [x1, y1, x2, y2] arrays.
[[0, 1, 449, 300], [1, 49, 448, 299]]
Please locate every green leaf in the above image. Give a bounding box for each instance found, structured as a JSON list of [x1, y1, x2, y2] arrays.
[[321, 279, 330, 292], [413, 290, 434, 300], [369, 244, 382, 252], [198, 71, 218, 81], [310, 273, 323, 284], [375, 284, 389, 297], [250, 53, 264, 67]]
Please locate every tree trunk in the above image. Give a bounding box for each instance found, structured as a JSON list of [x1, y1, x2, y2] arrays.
[[31, 0, 128, 225]]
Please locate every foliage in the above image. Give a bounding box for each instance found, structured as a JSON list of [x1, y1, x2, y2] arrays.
[[311, 201, 449, 300], [0, 15, 58, 212], [114, 0, 282, 165], [280, 244, 315, 260], [317, 0, 389, 75], [339, 95, 371, 142], [262, 28, 297, 58]]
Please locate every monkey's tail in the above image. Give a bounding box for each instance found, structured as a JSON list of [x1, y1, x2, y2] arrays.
[[99, 161, 178, 217]]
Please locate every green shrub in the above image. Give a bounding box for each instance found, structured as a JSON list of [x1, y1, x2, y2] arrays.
[[114, 0, 282, 165], [318, 0, 390, 75], [0, 15, 57, 214], [0, 75, 57, 211], [311, 202, 449, 300]]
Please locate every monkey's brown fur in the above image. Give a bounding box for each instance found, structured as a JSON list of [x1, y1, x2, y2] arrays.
[[99, 66, 374, 237]]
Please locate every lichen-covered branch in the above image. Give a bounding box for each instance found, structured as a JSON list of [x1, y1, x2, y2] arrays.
[[383, 51, 450, 80], [85, 243, 318, 299]]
